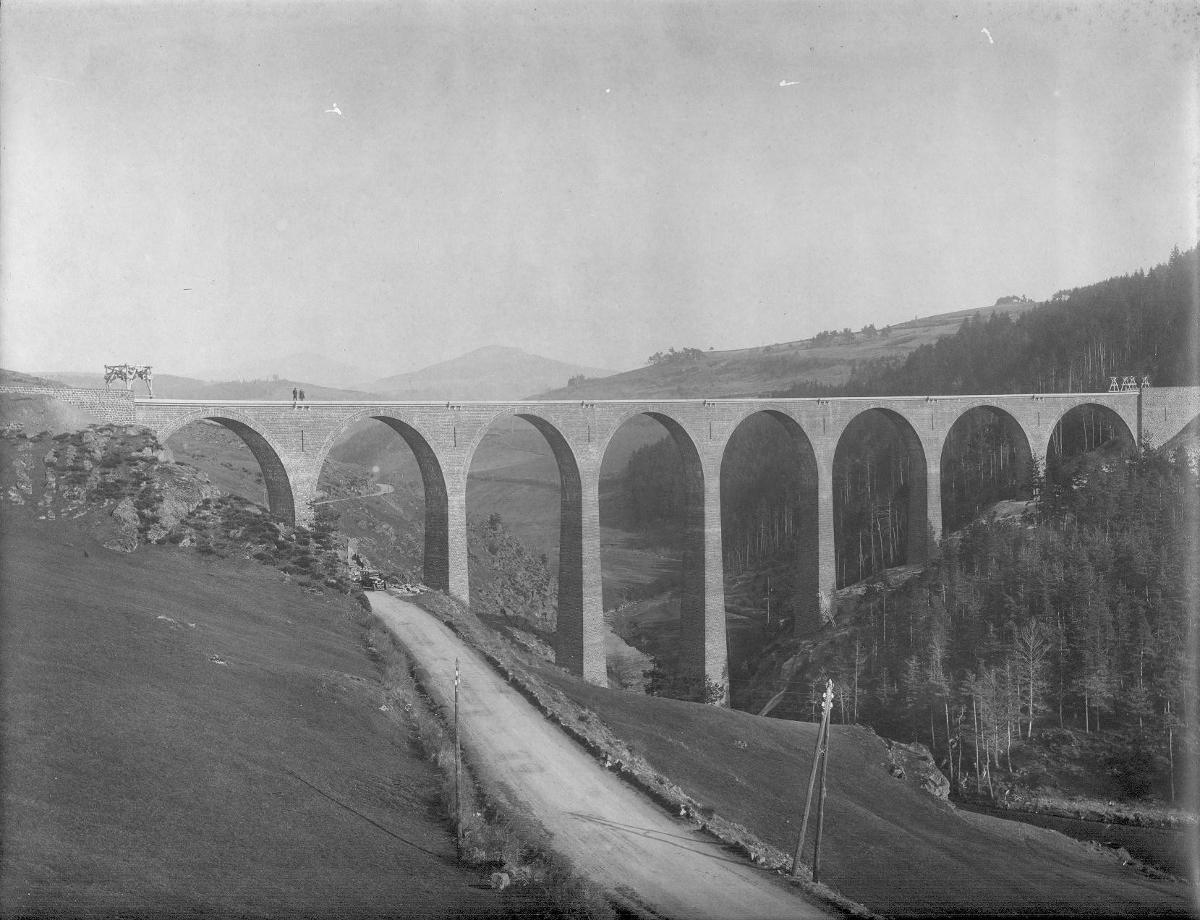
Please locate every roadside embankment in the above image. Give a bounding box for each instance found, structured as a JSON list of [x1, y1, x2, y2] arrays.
[[370, 591, 842, 920]]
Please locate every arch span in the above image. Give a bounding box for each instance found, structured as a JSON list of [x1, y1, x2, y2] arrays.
[[462, 409, 603, 681], [513, 413, 597, 678], [600, 410, 719, 698], [939, 405, 1034, 532], [349, 415, 452, 593], [719, 410, 819, 705], [161, 410, 296, 525], [833, 407, 929, 585], [1046, 402, 1137, 467]]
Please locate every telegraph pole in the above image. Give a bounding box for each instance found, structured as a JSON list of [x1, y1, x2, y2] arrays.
[[792, 679, 834, 880], [454, 658, 462, 855]]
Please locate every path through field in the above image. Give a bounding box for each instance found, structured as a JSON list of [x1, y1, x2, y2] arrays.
[[370, 593, 835, 920]]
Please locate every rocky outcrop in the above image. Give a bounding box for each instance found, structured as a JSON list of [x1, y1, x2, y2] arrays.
[[143, 465, 220, 543], [2, 425, 221, 552], [104, 497, 141, 553], [885, 740, 951, 799]]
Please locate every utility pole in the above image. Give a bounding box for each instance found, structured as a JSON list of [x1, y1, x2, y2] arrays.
[[454, 658, 462, 856], [792, 679, 834, 881]]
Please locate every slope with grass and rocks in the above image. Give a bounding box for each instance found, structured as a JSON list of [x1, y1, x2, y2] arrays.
[[0, 427, 523, 918], [403, 589, 1193, 918], [0, 417, 651, 919]]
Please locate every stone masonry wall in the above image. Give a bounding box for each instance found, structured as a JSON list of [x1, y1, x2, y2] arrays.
[[121, 391, 1165, 695], [0, 385, 136, 423], [1139, 386, 1200, 447]]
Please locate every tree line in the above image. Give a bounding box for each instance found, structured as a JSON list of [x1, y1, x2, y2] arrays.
[[785, 443, 1198, 800], [777, 245, 1199, 398]]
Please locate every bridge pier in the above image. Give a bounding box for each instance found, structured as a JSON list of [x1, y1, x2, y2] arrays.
[[556, 467, 606, 685], [691, 460, 729, 700], [444, 482, 470, 604], [814, 461, 838, 629]]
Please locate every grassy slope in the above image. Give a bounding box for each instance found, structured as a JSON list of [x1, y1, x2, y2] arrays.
[[528, 667, 1192, 918], [538, 303, 1042, 400], [0, 515, 505, 919]]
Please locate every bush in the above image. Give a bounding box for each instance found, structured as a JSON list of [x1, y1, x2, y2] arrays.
[[1106, 749, 1157, 798]]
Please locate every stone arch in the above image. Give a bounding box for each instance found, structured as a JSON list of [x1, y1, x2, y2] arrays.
[[598, 409, 714, 697], [939, 405, 1035, 532], [718, 409, 820, 704], [158, 408, 296, 525], [317, 411, 452, 592], [460, 408, 597, 677], [1045, 402, 1137, 467], [833, 407, 930, 584]]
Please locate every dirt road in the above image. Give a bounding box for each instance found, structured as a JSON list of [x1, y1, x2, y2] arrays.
[[370, 594, 836, 920]]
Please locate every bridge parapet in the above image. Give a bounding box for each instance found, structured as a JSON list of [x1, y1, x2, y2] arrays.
[[0, 385, 135, 424]]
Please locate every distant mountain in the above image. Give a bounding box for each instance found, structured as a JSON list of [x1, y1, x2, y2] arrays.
[[366, 345, 617, 400], [537, 300, 1043, 400], [226, 352, 378, 390], [30, 372, 379, 402], [0, 369, 66, 388]]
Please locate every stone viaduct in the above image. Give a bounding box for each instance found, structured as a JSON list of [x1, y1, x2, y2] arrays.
[[9, 383, 1199, 692]]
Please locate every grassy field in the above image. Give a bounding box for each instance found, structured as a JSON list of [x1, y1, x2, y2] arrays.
[[532, 672, 1192, 916], [0, 512, 508, 918], [403, 589, 1193, 917]]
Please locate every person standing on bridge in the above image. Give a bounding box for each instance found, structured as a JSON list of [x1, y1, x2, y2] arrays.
[[292, 387, 298, 408], [299, 388, 307, 409]]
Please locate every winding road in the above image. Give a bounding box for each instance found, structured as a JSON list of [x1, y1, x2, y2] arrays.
[[370, 593, 836, 920]]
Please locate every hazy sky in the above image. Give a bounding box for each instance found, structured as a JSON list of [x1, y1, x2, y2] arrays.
[[2, 1, 1196, 381]]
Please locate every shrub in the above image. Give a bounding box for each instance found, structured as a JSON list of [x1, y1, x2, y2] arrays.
[[1106, 749, 1157, 798]]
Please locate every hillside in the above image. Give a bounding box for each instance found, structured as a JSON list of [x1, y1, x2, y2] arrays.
[[228, 351, 377, 390], [366, 345, 617, 400], [407, 589, 1192, 917], [0, 430, 509, 918], [793, 246, 1200, 397], [538, 300, 1041, 400]]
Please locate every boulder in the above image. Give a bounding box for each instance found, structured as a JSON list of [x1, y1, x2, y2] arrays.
[[103, 497, 141, 553], [885, 740, 951, 800]]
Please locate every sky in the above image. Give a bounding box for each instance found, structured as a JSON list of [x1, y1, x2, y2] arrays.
[[1, 0, 1196, 382]]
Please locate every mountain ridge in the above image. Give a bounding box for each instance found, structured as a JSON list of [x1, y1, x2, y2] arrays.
[[364, 344, 618, 400]]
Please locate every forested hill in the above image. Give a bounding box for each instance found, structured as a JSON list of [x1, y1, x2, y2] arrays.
[[781, 245, 1199, 398]]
